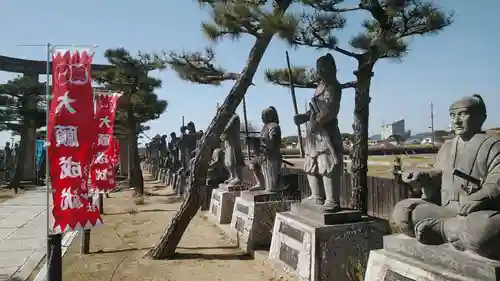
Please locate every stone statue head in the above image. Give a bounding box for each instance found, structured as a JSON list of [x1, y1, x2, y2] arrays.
[[316, 53, 337, 81], [180, 126, 187, 134], [170, 132, 176, 139], [161, 135, 167, 141], [5, 142, 10, 147], [187, 122, 196, 134], [262, 106, 279, 125], [449, 94, 486, 138]]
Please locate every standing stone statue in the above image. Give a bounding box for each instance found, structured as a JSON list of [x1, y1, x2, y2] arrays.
[[293, 53, 343, 212], [167, 132, 179, 169], [176, 126, 189, 173], [222, 113, 245, 187], [13, 143, 19, 166], [392, 94, 500, 261], [145, 143, 152, 160], [4, 142, 12, 180], [249, 106, 282, 192], [159, 135, 168, 167], [186, 122, 202, 157]]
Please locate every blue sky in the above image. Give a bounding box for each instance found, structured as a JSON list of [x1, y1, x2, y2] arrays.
[[0, 0, 498, 147]]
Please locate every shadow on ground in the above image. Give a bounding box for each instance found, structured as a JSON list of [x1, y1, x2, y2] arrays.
[[93, 247, 153, 254], [170, 252, 252, 261], [105, 208, 177, 216]]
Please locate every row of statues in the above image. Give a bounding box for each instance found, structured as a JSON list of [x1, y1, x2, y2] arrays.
[[145, 52, 500, 262]]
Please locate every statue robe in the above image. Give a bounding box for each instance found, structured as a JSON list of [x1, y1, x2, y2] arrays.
[[435, 133, 500, 212]]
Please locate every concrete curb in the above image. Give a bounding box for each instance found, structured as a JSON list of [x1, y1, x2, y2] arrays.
[[32, 231, 79, 281]]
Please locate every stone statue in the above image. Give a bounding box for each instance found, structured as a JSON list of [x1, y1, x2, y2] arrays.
[[206, 148, 229, 187], [159, 135, 168, 167], [186, 122, 202, 155], [392, 94, 500, 261], [222, 113, 245, 186], [167, 132, 179, 168], [293, 53, 343, 212], [4, 142, 12, 169], [249, 106, 283, 192], [13, 143, 19, 165], [176, 126, 189, 173], [145, 143, 152, 160]]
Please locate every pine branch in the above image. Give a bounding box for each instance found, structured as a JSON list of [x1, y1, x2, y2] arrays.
[[165, 47, 240, 86], [299, 0, 362, 12], [199, 0, 299, 41], [265, 66, 356, 89], [265, 67, 318, 88], [282, 11, 361, 58], [349, 0, 453, 59]]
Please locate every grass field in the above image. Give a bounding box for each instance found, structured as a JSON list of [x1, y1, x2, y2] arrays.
[[284, 154, 436, 179]]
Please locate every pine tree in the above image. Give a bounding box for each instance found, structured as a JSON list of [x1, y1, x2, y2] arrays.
[[264, 0, 453, 212], [95, 48, 168, 196], [0, 76, 46, 192], [147, 0, 298, 259]]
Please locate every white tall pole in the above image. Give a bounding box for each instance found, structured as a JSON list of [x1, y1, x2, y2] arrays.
[[45, 43, 51, 279]]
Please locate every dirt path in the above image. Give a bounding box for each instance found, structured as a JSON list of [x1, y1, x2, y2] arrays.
[[62, 174, 292, 281]]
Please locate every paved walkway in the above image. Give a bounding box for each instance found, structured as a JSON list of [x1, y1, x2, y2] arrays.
[[0, 189, 50, 281]]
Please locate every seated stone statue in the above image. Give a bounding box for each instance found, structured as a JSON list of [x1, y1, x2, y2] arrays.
[[206, 148, 229, 187], [392, 94, 500, 260], [248, 106, 283, 192]]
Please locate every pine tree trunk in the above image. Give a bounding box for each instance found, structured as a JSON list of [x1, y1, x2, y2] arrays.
[[128, 120, 143, 196], [7, 126, 28, 193], [350, 57, 374, 214], [146, 3, 292, 257], [128, 142, 135, 188]]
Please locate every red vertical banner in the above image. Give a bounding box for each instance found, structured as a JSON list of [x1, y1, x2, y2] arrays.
[[48, 49, 103, 233], [90, 92, 122, 192]]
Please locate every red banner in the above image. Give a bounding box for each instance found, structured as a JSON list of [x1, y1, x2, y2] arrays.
[[90, 92, 122, 192], [48, 49, 103, 233]]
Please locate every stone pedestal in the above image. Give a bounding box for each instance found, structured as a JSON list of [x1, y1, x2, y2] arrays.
[[230, 190, 298, 253], [159, 168, 166, 182], [208, 184, 247, 224], [176, 175, 187, 197], [268, 203, 389, 281], [365, 234, 500, 281]]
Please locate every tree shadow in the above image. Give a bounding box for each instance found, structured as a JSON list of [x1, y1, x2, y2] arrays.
[[93, 246, 153, 254], [144, 191, 175, 197], [177, 245, 238, 250], [105, 209, 177, 215], [0, 274, 24, 281], [169, 252, 252, 261]]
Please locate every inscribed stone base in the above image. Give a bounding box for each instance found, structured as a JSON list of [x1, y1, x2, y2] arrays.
[[364, 234, 500, 281], [208, 186, 245, 224], [268, 211, 389, 281], [230, 191, 295, 253]]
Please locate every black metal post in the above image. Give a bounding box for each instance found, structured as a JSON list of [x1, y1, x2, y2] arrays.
[[80, 229, 91, 254], [98, 193, 104, 214], [47, 233, 62, 281]]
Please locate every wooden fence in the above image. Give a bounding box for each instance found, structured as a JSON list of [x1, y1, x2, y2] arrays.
[[242, 166, 414, 221]]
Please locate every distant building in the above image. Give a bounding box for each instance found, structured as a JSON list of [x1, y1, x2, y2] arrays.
[[380, 119, 411, 140]]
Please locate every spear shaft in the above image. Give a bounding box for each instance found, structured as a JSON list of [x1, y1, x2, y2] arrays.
[[285, 51, 305, 158]]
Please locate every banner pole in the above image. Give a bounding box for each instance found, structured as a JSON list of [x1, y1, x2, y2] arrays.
[[45, 42, 63, 281]]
